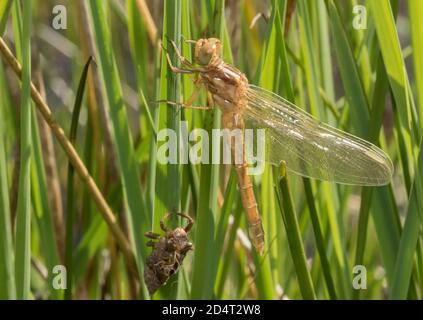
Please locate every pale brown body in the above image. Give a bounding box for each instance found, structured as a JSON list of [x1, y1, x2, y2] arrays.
[[164, 38, 265, 253], [200, 60, 265, 254]]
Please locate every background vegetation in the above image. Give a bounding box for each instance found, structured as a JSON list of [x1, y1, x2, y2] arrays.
[[0, 0, 422, 300]]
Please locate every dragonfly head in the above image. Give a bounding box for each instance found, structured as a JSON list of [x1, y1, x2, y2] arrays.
[[194, 38, 221, 65]]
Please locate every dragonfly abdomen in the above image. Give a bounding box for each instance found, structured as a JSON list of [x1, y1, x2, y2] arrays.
[[222, 112, 265, 254], [235, 162, 265, 254]]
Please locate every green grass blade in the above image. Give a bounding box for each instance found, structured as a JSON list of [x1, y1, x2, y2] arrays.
[[371, 186, 401, 282], [317, 0, 335, 105], [73, 214, 107, 284], [298, 1, 348, 296], [190, 132, 219, 299], [14, 0, 32, 300], [150, 0, 183, 299], [87, 0, 148, 293], [355, 5, 406, 294], [274, 164, 316, 300], [0, 0, 12, 35], [352, 56, 391, 299], [328, 0, 370, 136], [30, 109, 61, 299], [215, 194, 242, 298], [273, 3, 337, 299], [215, 170, 237, 255], [154, 0, 179, 233], [327, 0, 402, 299], [64, 57, 93, 300], [369, 0, 418, 143], [144, 47, 162, 226], [297, 0, 323, 117], [164, 0, 182, 215], [409, 0, 423, 126], [303, 178, 337, 299], [190, 0, 228, 299], [127, 0, 156, 136], [389, 137, 423, 299], [0, 67, 15, 299], [14, 4, 65, 301]]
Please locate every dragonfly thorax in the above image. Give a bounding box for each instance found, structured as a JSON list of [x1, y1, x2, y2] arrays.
[[201, 62, 249, 114]]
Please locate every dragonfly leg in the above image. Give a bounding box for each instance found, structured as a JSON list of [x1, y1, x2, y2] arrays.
[[162, 43, 203, 74], [168, 39, 194, 68], [145, 231, 161, 239], [146, 240, 157, 248], [164, 48, 194, 74], [180, 35, 197, 45], [182, 79, 213, 109], [160, 215, 171, 232], [176, 213, 194, 233], [206, 90, 214, 106], [156, 100, 212, 110], [156, 80, 213, 110]]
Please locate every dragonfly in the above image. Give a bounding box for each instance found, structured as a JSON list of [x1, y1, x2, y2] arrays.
[[163, 37, 393, 254]]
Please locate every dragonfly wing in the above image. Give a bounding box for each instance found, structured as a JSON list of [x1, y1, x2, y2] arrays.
[[244, 85, 393, 186]]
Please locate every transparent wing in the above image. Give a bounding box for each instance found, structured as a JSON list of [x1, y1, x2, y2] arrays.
[[244, 85, 393, 186]]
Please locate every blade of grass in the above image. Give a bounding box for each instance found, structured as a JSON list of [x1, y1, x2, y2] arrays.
[[64, 57, 93, 300], [328, 0, 370, 136], [357, 2, 418, 298], [165, 0, 182, 216], [147, 45, 161, 227], [180, 0, 194, 132], [409, 0, 423, 126], [0, 0, 12, 35], [0, 68, 16, 299], [327, 0, 401, 299], [215, 199, 243, 298], [369, 0, 419, 144], [251, 0, 289, 300], [25, 48, 63, 301], [273, 3, 337, 299], [352, 56, 390, 299], [215, 170, 237, 255], [189, 112, 220, 299], [248, 1, 277, 300], [390, 137, 423, 299], [135, 0, 158, 45], [13, 1, 61, 299], [87, 0, 149, 294], [30, 108, 61, 299], [298, 0, 349, 297], [14, 0, 32, 300], [269, 6, 292, 293], [73, 214, 107, 284], [150, 0, 183, 299], [154, 0, 172, 232], [127, 0, 156, 136], [190, 0, 225, 299], [317, 0, 335, 113], [371, 185, 401, 282], [274, 163, 316, 300], [303, 179, 337, 299]]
